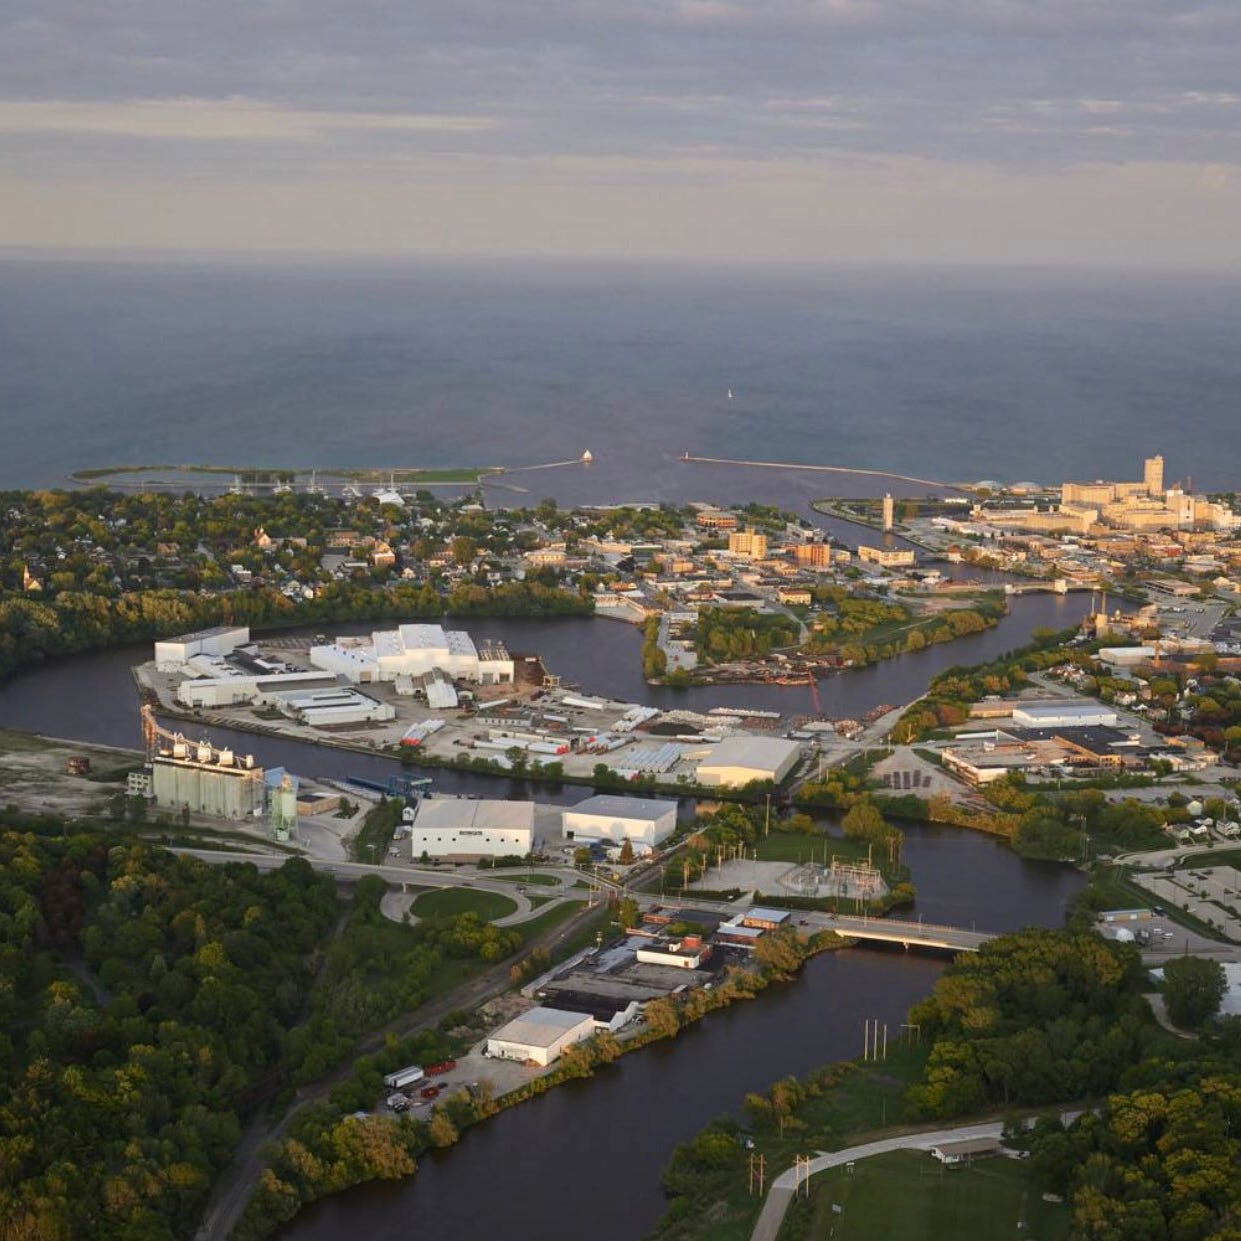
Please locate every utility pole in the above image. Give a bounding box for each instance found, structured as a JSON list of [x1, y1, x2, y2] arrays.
[[794, 1154, 813, 1199], [748, 1152, 766, 1196]]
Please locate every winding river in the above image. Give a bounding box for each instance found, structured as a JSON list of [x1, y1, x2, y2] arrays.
[[0, 594, 1088, 1241]]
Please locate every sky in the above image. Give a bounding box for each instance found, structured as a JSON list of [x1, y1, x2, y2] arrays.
[[2, 0, 1240, 265]]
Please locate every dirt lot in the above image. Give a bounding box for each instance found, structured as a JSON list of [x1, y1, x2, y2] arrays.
[[0, 730, 141, 817]]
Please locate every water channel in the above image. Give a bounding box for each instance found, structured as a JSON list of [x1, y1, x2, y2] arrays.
[[0, 592, 1090, 1240]]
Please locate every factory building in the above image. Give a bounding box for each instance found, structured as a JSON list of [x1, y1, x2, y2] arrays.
[[309, 623, 514, 686], [176, 669, 335, 709], [274, 687, 396, 727], [561, 794, 677, 853], [150, 745, 264, 820], [154, 625, 251, 671], [408, 797, 536, 859], [695, 736, 802, 788], [485, 1007, 596, 1066], [1011, 702, 1118, 729]]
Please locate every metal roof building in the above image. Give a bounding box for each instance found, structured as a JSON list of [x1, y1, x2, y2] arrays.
[[409, 797, 536, 859], [695, 736, 802, 788], [562, 794, 678, 851], [486, 1007, 596, 1066]]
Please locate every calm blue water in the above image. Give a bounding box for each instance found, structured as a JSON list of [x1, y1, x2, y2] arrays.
[[2, 257, 1240, 499]]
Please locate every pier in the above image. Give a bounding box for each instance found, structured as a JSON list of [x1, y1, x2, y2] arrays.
[[681, 453, 967, 493]]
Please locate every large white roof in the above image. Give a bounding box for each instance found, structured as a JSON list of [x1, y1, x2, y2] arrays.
[[413, 797, 535, 832], [566, 794, 677, 821], [398, 623, 450, 651], [699, 735, 802, 770], [490, 1007, 593, 1048]]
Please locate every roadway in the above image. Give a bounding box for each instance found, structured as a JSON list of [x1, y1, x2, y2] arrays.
[[177, 848, 989, 949]]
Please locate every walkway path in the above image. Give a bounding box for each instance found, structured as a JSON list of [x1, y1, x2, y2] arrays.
[[751, 1112, 1081, 1241]]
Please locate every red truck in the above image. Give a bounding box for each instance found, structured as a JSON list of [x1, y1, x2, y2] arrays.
[[425, 1060, 457, 1077]]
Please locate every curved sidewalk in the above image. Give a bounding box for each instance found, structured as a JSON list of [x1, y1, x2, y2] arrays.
[[750, 1121, 1006, 1241], [751, 1110, 1084, 1241]]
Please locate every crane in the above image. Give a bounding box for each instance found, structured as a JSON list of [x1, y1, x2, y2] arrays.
[[806, 674, 822, 718]]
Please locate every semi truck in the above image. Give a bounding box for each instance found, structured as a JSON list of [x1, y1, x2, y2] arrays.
[[383, 1064, 425, 1090]]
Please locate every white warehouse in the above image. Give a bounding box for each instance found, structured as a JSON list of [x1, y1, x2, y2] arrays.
[[409, 797, 535, 860], [486, 1007, 596, 1066], [309, 623, 514, 686], [695, 736, 803, 788], [154, 626, 251, 671], [561, 795, 677, 853], [1012, 702, 1119, 729]]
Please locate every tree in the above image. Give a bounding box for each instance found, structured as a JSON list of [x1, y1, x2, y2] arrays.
[[618, 838, 635, 866], [617, 897, 639, 930], [1162, 956, 1226, 1029]]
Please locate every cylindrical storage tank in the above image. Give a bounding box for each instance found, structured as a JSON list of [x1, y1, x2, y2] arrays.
[[197, 744, 212, 764], [173, 742, 188, 759], [218, 748, 234, 767]]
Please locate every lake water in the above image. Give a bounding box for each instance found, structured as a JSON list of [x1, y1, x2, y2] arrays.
[[3, 257, 1239, 499]]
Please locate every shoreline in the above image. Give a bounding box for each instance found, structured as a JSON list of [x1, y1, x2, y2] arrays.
[[242, 928, 854, 1240]]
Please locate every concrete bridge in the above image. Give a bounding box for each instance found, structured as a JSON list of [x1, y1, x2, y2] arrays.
[[821, 913, 991, 953]]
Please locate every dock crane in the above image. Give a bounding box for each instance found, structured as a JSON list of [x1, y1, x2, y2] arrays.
[[806, 675, 823, 718]]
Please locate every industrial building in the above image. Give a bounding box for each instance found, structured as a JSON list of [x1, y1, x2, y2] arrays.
[[635, 938, 710, 969], [274, 686, 396, 727], [561, 795, 677, 852], [309, 623, 514, 686], [408, 797, 536, 859], [485, 1007, 596, 1066], [695, 736, 802, 787], [1011, 702, 1118, 729], [154, 625, 251, 670], [150, 746, 264, 820]]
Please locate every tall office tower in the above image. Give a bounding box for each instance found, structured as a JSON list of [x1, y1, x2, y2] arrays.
[[882, 493, 895, 532]]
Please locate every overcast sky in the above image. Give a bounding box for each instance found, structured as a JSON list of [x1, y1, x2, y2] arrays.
[[3, 0, 1240, 264]]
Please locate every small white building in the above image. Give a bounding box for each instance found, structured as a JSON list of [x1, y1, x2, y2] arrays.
[[154, 626, 250, 670], [486, 1007, 596, 1066], [695, 736, 802, 787], [409, 797, 536, 859], [561, 794, 677, 852]]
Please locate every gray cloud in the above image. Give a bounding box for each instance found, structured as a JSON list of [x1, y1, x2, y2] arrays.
[[1, 0, 1239, 258]]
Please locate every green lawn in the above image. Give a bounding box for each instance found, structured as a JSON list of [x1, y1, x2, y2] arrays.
[[756, 830, 886, 870], [488, 872, 561, 886], [411, 888, 518, 921], [790, 1150, 1068, 1241]]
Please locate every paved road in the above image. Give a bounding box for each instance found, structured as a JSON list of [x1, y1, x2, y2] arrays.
[[750, 1111, 1083, 1241], [180, 847, 988, 950]]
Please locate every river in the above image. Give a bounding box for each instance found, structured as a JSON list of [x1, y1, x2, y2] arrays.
[[284, 812, 1080, 1241], [0, 594, 1087, 1241], [0, 590, 1087, 760]]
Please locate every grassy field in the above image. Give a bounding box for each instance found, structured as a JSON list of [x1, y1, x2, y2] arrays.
[[755, 830, 884, 868], [0, 729, 58, 753], [787, 1150, 1069, 1241], [487, 872, 561, 886], [411, 888, 518, 920]]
